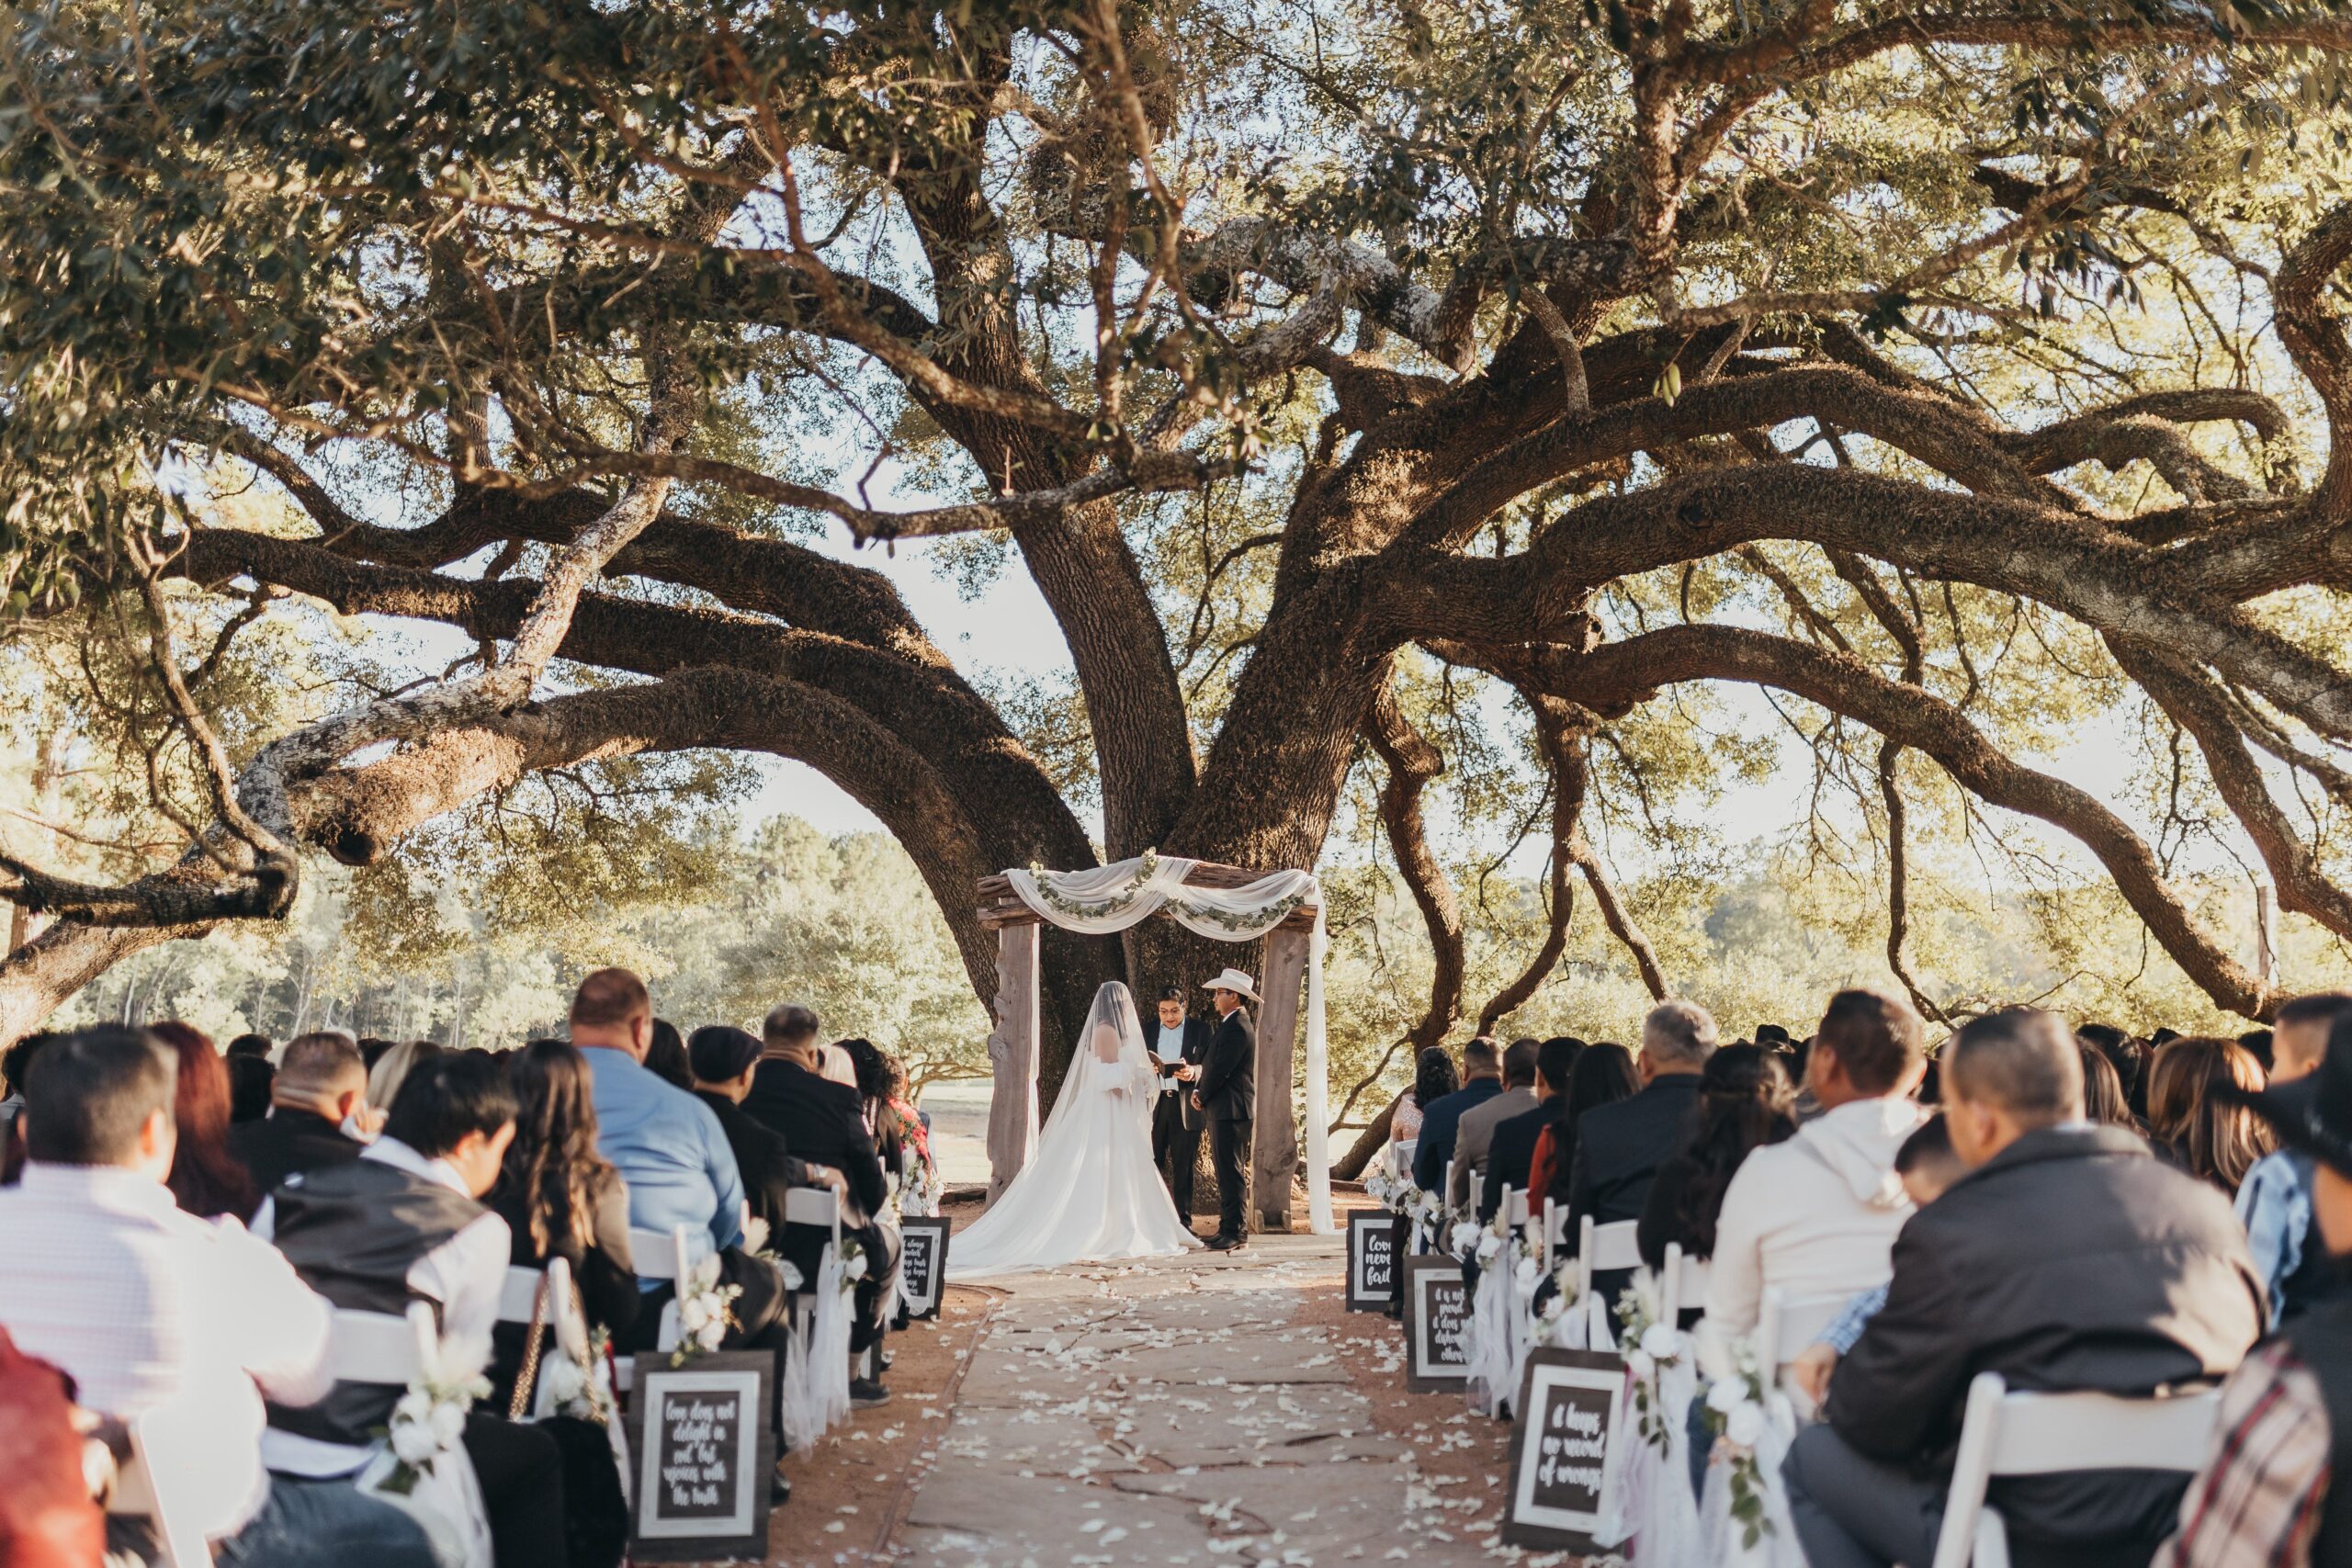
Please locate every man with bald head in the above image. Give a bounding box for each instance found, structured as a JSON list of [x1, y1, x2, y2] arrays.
[[229, 1032, 370, 1199]]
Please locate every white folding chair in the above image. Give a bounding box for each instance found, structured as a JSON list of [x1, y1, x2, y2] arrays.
[[1500, 1186, 1530, 1231], [782, 1185, 849, 1354], [110, 1396, 228, 1568], [1658, 1241, 1712, 1325], [328, 1300, 440, 1385], [1928, 1371, 2224, 1568], [1573, 1216, 1641, 1305], [1390, 1138, 1418, 1182], [1538, 1196, 1570, 1269], [618, 1224, 706, 1393], [496, 1264, 544, 1326], [1756, 1288, 1849, 1378]]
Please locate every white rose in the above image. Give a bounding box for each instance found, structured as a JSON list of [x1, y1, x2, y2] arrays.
[[845, 1254, 869, 1282], [1724, 1399, 1766, 1449], [544, 1357, 585, 1404], [428, 1401, 466, 1450], [391, 1422, 440, 1466], [1639, 1323, 1679, 1362], [1450, 1222, 1481, 1255], [680, 1296, 712, 1334], [780, 1260, 805, 1291], [1625, 1348, 1655, 1380], [1706, 1376, 1747, 1415], [1476, 1231, 1505, 1263], [393, 1390, 434, 1426], [1514, 1257, 1541, 1289]]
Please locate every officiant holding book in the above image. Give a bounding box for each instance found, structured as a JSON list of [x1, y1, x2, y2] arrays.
[[1149, 985, 1215, 1225]]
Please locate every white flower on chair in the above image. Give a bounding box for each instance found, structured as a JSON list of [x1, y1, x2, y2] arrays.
[[669, 1253, 743, 1367], [379, 1371, 492, 1494]]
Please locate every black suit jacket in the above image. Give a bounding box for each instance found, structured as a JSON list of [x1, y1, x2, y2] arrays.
[[695, 1090, 813, 1234], [741, 1058, 887, 1222], [227, 1108, 362, 1200], [1193, 1008, 1256, 1122], [1478, 1103, 1550, 1222], [1566, 1073, 1702, 1234], [1152, 1015, 1215, 1130], [1826, 1124, 2262, 1553]]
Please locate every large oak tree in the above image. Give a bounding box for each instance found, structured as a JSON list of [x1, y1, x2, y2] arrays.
[[8, 0, 2352, 1113]]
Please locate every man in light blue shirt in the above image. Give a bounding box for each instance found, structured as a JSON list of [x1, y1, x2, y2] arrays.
[[570, 967, 746, 1277]]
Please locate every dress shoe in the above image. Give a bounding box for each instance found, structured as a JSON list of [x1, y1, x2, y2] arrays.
[[771, 1461, 792, 1504], [850, 1377, 892, 1407], [1204, 1234, 1246, 1252]]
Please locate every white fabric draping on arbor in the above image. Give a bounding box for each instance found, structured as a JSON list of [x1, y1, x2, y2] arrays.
[[1001, 854, 1336, 1235]]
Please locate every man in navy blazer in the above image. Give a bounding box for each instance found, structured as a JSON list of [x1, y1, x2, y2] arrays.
[[1411, 1038, 1503, 1198]]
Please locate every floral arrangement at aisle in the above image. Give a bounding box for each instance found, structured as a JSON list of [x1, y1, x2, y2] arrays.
[[1608, 1280, 1706, 1563], [899, 1156, 947, 1218], [380, 1370, 492, 1494], [539, 1326, 616, 1427], [1692, 1335, 1804, 1566], [669, 1253, 742, 1366]]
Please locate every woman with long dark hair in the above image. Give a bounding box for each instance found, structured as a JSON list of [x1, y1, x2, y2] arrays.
[[1393, 1046, 1460, 1145], [838, 1037, 910, 1181], [1535, 1043, 1642, 1213], [2146, 1036, 2274, 1192], [486, 1038, 635, 1568], [1637, 1044, 1796, 1269], [148, 1022, 259, 1222]]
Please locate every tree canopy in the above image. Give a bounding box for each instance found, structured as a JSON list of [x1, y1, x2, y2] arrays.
[[9, 0, 2352, 1084]]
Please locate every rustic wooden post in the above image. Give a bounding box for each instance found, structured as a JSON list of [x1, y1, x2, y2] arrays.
[[1250, 926, 1312, 1233], [986, 920, 1040, 1205]]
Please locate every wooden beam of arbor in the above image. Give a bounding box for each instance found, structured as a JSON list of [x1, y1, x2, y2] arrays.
[[974, 861, 1321, 931]]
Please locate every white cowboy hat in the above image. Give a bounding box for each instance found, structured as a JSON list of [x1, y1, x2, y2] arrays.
[[1204, 967, 1261, 1003]]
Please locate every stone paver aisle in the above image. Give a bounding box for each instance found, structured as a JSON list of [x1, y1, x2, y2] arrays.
[[891, 1233, 1510, 1566]]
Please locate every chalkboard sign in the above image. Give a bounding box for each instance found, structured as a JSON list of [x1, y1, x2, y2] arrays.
[[899, 1216, 951, 1321], [1403, 1255, 1472, 1391], [1502, 1348, 1628, 1553], [1346, 1210, 1396, 1311], [625, 1352, 775, 1562]]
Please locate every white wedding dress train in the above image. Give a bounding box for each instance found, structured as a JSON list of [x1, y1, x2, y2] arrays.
[[947, 982, 1204, 1279]]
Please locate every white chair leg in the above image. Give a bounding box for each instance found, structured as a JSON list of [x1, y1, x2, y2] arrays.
[[1973, 1506, 2011, 1568]]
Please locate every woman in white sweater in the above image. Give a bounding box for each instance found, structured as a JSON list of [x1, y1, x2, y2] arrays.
[[1698, 987, 1930, 1378]]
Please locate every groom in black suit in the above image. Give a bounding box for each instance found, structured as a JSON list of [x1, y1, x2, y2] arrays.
[[1148, 986, 1215, 1224], [1191, 969, 1259, 1251]]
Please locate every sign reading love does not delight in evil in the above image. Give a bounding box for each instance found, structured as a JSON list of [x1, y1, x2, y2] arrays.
[[899, 1215, 952, 1321], [625, 1352, 775, 1562], [1502, 1348, 1628, 1552], [1346, 1210, 1395, 1311], [1403, 1255, 1472, 1390]]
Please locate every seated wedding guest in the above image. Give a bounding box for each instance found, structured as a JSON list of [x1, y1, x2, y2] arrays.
[[1639, 1043, 1796, 1280], [1787, 1115, 1968, 1406], [2080, 1037, 2138, 1127], [883, 1055, 934, 1194], [2242, 1027, 2277, 1077], [1698, 988, 1928, 1373], [641, 1020, 693, 1092], [1449, 1038, 1541, 1211], [229, 1032, 369, 1196], [1410, 1037, 1501, 1199], [1784, 1007, 2264, 1568], [261, 1053, 571, 1568], [1392, 1045, 1454, 1145], [364, 1038, 439, 1115], [150, 1021, 259, 1223], [2238, 992, 2352, 1327], [1532, 1042, 1639, 1213], [2079, 1022, 2149, 1121], [486, 1040, 633, 1568], [227, 1055, 276, 1123], [1482, 1038, 1582, 1223], [0, 1027, 432, 1568], [744, 1003, 895, 1407], [2149, 1036, 2274, 1194], [686, 1024, 842, 1235], [1569, 1001, 1718, 1303], [0, 1324, 104, 1568], [2155, 1016, 2352, 1568], [0, 1031, 60, 1184], [356, 1037, 395, 1073], [227, 1033, 274, 1061]]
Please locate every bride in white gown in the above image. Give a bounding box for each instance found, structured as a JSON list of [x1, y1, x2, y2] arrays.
[[947, 980, 1204, 1278]]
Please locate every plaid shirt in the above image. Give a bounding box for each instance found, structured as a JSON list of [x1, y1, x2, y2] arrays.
[[2153, 1339, 2330, 1568]]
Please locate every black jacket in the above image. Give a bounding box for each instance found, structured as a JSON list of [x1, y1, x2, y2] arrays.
[[1480, 1103, 1551, 1223], [227, 1108, 363, 1200], [1826, 1124, 2264, 1556], [1566, 1073, 1702, 1234], [695, 1089, 813, 1235], [1193, 1008, 1257, 1122], [741, 1057, 887, 1222]]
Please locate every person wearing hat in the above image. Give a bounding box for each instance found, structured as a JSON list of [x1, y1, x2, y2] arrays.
[[1191, 969, 1259, 1251], [2159, 1011, 2352, 1567]]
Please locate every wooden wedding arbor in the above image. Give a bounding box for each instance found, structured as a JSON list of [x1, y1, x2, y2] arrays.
[[976, 860, 1321, 1234]]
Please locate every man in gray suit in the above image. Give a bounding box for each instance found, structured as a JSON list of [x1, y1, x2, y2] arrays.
[[1449, 1037, 1541, 1211]]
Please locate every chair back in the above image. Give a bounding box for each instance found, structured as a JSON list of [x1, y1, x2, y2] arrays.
[[784, 1185, 842, 1246], [1658, 1242, 1711, 1325], [497, 1265, 543, 1325], [1538, 1197, 1570, 1269], [1755, 1288, 1850, 1378], [1928, 1371, 2224, 1568], [627, 1224, 708, 1288], [1574, 1216, 1641, 1303], [112, 1397, 227, 1568], [542, 1256, 588, 1363], [1500, 1187, 1530, 1230], [326, 1301, 438, 1385], [1390, 1139, 1418, 1181]]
